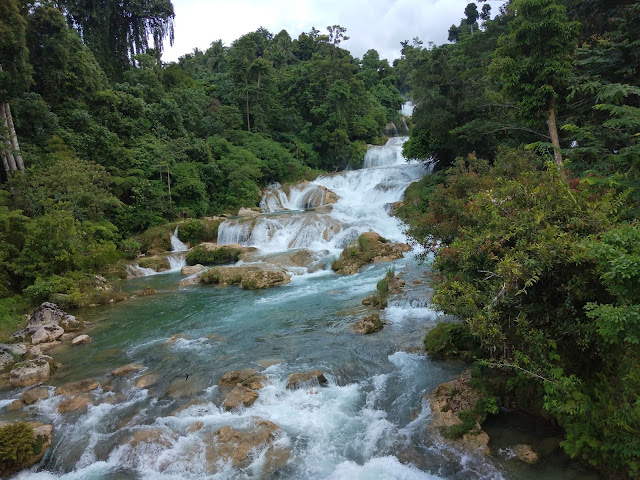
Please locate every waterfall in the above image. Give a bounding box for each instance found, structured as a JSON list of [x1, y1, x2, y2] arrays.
[[171, 225, 188, 252], [217, 137, 425, 255], [401, 101, 415, 117]]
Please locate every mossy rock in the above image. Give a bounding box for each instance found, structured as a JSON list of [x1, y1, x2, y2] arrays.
[[186, 246, 241, 266], [137, 256, 170, 272], [353, 314, 384, 334]]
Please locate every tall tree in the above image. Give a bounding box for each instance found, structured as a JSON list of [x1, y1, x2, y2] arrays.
[[58, 0, 175, 78], [464, 3, 480, 34], [491, 0, 579, 164]]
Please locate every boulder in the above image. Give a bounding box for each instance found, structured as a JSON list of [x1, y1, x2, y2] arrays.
[[0, 343, 28, 357], [201, 265, 291, 289], [205, 420, 289, 473], [332, 232, 411, 274], [137, 255, 170, 272], [166, 376, 204, 398], [57, 394, 91, 413], [72, 334, 92, 345], [0, 351, 15, 373], [30, 325, 64, 345], [218, 368, 260, 387], [36, 341, 62, 352], [111, 363, 145, 376], [179, 275, 201, 286], [286, 370, 328, 390], [59, 314, 85, 332], [135, 373, 159, 389], [136, 287, 157, 297], [21, 387, 50, 405], [222, 385, 259, 410], [55, 379, 100, 397], [127, 428, 175, 449], [353, 314, 384, 334], [425, 372, 490, 455], [26, 302, 68, 327], [181, 264, 205, 276], [0, 422, 53, 478], [512, 444, 540, 464], [237, 207, 261, 217], [9, 357, 51, 387]]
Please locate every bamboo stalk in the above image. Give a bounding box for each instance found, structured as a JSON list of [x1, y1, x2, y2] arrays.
[[4, 101, 24, 171]]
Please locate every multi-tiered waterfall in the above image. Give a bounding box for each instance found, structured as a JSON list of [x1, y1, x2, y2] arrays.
[[217, 137, 425, 258]]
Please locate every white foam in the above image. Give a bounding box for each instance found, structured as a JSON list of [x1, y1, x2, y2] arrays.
[[326, 456, 441, 480]]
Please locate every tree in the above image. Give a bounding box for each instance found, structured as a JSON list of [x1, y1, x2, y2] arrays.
[[465, 3, 480, 34], [480, 3, 492, 22], [490, 0, 580, 165], [448, 25, 460, 43]]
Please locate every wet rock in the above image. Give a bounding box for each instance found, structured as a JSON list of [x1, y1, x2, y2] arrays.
[[136, 286, 157, 297], [111, 363, 144, 376], [0, 421, 53, 478], [21, 387, 50, 405], [166, 376, 204, 398], [512, 444, 540, 464], [218, 368, 260, 387], [135, 373, 159, 389], [353, 314, 384, 334], [205, 420, 289, 473], [179, 275, 202, 286], [286, 370, 327, 390], [6, 399, 26, 411], [187, 421, 204, 433], [332, 232, 411, 274], [59, 314, 84, 332], [222, 385, 259, 410], [72, 334, 92, 345], [201, 265, 291, 289], [57, 393, 91, 413], [60, 333, 79, 342], [30, 325, 64, 345], [181, 264, 205, 276], [55, 379, 100, 397], [425, 372, 490, 455], [137, 255, 170, 272], [127, 428, 175, 448], [10, 357, 51, 387], [170, 398, 209, 416]]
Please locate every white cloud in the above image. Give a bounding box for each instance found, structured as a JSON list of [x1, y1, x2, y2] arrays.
[[163, 0, 504, 62]]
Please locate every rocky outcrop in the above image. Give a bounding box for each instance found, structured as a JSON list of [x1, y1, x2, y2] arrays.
[[286, 370, 327, 390], [237, 207, 261, 217], [136, 255, 170, 272], [332, 232, 411, 274], [204, 420, 290, 474], [180, 264, 205, 276], [21, 387, 49, 405], [218, 368, 261, 387], [12, 302, 85, 345], [425, 373, 490, 454], [9, 357, 52, 387], [222, 385, 259, 410], [0, 421, 54, 478], [201, 265, 291, 289], [353, 314, 384, 334]]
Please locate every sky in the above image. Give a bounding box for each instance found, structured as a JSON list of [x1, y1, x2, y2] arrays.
[[162, 0, 504, 63]]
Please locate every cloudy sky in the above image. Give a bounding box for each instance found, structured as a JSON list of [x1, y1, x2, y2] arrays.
[[162, 0, 504, 63]]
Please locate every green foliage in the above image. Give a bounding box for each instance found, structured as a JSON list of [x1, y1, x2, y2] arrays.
[[185, 246, 241, 266], [442, 410, 478, 439], [423, 322, 478, 359], [119, 238, 141, 260], [137, 256, 170, 272], [0, 296, 28, 341], [0, 423, 36, 474]]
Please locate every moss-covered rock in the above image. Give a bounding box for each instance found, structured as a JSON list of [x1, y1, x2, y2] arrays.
[[0, 422, 53, 478], [201, 265, 290, 289], [353, 314, 384, 334], [186, 245, 243, 266], [332, 232, 410, 274], [137, 256, 171, 272]]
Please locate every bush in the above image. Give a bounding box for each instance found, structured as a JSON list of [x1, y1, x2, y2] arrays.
[[185, 246, 241, 266], [119, 238, 141, 260], [424, 322, 478, 359], [177, 218, 221, 245], [0, 423, 35, 474]]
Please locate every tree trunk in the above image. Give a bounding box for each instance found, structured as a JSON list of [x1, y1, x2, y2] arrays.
[[547, 98, 563, 165], [245, 83, 251, 132], [0, 101, 18, 171], [4, 101, 24, 171]]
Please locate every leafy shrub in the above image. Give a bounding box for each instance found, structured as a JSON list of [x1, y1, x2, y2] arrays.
[[119, 238, 141, 259], [442, 410, 477, 439], [424, 322, 478, 359], [0, 423, 35, 474]]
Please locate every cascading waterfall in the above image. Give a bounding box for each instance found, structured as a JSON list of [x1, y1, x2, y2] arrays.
[[218, 137, 425, 256]]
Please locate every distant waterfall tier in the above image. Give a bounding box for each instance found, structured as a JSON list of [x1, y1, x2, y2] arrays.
[[171, 225, 189, 252], [363, 137, 410, 168], [260, 182, 339, 213], [218, 161, 426, 254]]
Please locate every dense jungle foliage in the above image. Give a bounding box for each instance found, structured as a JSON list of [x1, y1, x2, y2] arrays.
[[0, 0, 403, 326], [397, 1, 639, 478]]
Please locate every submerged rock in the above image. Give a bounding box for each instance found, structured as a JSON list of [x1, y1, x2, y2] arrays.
[[57, 394, 92, 413], [180, 264, 205, 276], [286, 370, 328, 390], [71, 334, 92, 345], [332, 232, 410, 274], [512, 444, 540, 464], [205, 420, 290, 473], [55, 379, 100, 397], [201, 265, 291, 289], [135, 373, 159, 389], [218, 368, 260, 387], [111, 363, 145, 376]]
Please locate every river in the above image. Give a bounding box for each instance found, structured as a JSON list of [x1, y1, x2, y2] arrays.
[[0, 137, 598, 480]]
